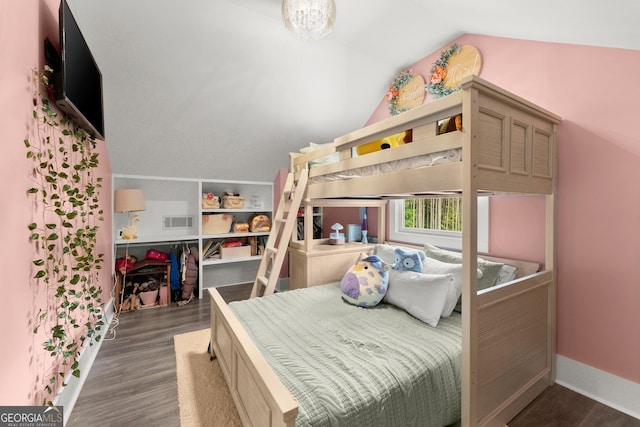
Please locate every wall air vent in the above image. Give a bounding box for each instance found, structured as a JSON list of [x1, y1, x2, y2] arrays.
[[163, 215, 194, 229]]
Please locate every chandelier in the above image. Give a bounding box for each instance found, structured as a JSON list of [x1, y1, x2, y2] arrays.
[[281, 0, 336, 41]]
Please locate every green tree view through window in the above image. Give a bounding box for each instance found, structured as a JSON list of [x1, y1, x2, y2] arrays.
[[403, 198, 462, 231]]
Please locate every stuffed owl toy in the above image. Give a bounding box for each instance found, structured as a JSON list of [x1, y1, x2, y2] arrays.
[[340, 255, 390, 307], [394, 247, 425, 272]]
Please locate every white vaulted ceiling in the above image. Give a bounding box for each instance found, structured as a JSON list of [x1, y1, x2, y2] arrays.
[[67, 0, 640, 181]]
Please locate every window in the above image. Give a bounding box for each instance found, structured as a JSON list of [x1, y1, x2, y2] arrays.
[[389, 197, 489, 252]]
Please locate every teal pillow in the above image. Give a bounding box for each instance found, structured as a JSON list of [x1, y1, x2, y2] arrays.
[[423, 243, 504, 291]]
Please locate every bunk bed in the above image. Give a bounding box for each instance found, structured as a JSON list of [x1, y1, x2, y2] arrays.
[[208, 75, 561, 427]]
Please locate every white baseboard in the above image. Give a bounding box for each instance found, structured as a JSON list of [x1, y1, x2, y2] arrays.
[[53, 298, 115, 425], [556, 354, 640, 420]]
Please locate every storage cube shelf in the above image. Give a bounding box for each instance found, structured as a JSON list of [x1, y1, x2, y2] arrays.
[[113, 174, 273, 299]]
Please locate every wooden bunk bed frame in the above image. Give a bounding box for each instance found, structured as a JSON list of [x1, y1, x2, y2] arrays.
[[209, 75, 561, 427]]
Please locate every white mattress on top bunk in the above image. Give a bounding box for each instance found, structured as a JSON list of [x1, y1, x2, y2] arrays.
[[308, 148, 462, 183]]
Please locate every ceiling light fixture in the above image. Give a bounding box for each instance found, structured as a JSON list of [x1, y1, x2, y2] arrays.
[[282, 0, 336, 41]]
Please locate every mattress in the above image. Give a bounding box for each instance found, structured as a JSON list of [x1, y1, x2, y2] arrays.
[[229, 283, 462, 427], [308, 148, 462, 184]]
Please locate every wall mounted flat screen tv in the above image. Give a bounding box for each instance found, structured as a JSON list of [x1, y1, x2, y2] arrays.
[[53, 0, 104, 139]]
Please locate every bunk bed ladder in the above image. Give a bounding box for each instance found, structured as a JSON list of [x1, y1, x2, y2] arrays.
[[250, 168, 308, 298]]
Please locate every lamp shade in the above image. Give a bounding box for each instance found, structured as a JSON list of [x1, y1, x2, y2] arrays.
[[282, 0, 336, 41], [114, 189, 146, 213]]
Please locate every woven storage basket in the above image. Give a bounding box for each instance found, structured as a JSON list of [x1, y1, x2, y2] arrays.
[[202, 214, 233, 234], [202, 193, 220, 209]]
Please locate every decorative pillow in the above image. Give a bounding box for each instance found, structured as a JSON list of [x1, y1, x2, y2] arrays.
[[374, 243, 399, 266], [393, 247, 425, 272], [421, 256, 473, 317], [384, 270, 452, 327], [494, 264, 518, 286], [423, 243, 504, 291], [374, 244, 423, 269], [340, 255, 390, 307]]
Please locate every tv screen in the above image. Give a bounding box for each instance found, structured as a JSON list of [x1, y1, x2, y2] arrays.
[[54, 0, 104, 139]]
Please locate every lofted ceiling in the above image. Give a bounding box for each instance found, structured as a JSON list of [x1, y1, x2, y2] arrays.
[[67, 0, 640, 182]]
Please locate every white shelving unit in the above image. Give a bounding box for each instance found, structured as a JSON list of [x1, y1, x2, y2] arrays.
[[198, 180, 272, 296], [113, 174, 273, 299]]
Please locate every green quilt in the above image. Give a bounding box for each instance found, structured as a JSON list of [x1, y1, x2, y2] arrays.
[[230, 283, 461, 427]]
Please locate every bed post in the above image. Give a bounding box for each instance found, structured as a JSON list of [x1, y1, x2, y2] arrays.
[[547, 121, 559, 382], [461, 85, 480, 427]]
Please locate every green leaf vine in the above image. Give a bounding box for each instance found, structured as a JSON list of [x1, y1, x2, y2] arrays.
[[25, 66, 105, 405]]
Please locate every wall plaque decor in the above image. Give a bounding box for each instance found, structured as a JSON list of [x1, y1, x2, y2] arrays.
[[426, 44, 482, 98], [386, 70, 426, 115]]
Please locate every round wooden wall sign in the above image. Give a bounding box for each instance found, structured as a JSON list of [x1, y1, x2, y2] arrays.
[[395, 73, 425, 111], [443, 45, 482, 89], [387, 70, 426, 115]]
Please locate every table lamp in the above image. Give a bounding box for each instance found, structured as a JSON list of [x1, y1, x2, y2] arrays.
[[114, 189, 146, 239]]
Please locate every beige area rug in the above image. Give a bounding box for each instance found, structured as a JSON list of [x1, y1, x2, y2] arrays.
[[174, 328, 242, 427]]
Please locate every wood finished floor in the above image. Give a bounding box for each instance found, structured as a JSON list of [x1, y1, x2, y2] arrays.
[[67, 283, 639, 427]]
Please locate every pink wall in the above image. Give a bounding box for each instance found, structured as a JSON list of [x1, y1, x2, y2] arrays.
[[489, 196, 546, 264], [0, 1, 113, 405], [365, 34, 640, 384]]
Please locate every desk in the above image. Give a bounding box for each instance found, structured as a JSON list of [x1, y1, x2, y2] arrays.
[[288, 242, 376, 289]]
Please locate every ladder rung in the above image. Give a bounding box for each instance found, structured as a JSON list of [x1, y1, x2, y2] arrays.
[[265, 247, 277, 256], [251, 168, 308, 299]]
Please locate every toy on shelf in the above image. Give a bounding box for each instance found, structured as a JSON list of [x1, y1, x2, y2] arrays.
[[121, 214, 140, 239], [329, 223, 345, 245]]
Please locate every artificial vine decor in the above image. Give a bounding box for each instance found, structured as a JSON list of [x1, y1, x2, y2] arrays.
[[25, 66, 105, 404], [425, 43, 461, 98]]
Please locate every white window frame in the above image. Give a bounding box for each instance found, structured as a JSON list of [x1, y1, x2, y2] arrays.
[[388, 197, 489, 252]]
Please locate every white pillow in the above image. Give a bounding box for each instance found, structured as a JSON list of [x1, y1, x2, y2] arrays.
[[494, 264, 518, 286], [374, 243, 423, 269], [422, 256, 479, 317], [423, 243, 504, 290], [385, 270, 452, 327], [374, 243, 398, 266]]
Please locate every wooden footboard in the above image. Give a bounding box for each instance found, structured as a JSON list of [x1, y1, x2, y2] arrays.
[[209, 288, 298, 427], [474, 271, 555, 426]]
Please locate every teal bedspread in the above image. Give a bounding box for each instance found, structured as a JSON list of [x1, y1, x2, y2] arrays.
[[229, 283, 461, 427]]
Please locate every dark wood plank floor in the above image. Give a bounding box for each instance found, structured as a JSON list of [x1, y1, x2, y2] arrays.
[[67, 283, 639, 427], [508, 382, 639, 427], [66, 285, 250, 427]]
